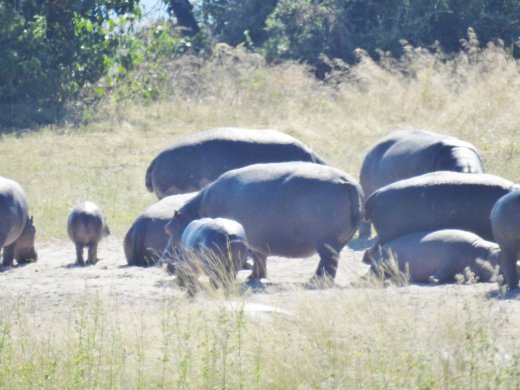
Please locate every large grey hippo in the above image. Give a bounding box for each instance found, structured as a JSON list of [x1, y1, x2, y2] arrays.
[[365, 171, 515, 245], [67, 202, 110, 266], [363, 229, 500, 284], [0, 177, 37, 266], [491, 191, 520, 289], [161, 162, 364, 282], [359, 130, 484, 237], [145, 128, 327, 199], [172, 218, 248, 294], [124, 193, 196, 267]]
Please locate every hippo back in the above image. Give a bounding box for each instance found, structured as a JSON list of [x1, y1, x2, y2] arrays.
[[146, 128, 327, 198], [366, 172, 513, 244], [184, 162, 363, 258], [360, 130, 484, 197], [0, 177, 29, 247]]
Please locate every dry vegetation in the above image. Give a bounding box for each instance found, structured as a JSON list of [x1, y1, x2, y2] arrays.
[[0, 38, 519, 388]]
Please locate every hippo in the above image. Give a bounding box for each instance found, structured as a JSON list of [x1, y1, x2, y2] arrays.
[[0, 177, 37, 266], [124, 193, 196, 267], [363, 229, 501, 284], [365, 171, 515, 245], [491, 191, 520, 289], [171, 218, 248, 294], [358, 130, 484, 237], [67, 202, 110, 266], [161, 162, 364, 283], [145, 128, 327, 199]]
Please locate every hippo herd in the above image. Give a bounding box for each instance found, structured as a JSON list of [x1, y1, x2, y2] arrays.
[[2, 127, 520, 293]]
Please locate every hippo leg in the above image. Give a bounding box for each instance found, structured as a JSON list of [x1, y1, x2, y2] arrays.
[[499, 249, 519, 290], [2, 243, 15, 266], [75, 243, 85, 266], [315, 243, 340, 279], [87, 244, 98, 265], [429, 256, 460, 284], [248, 251, 267, 280], [357, 221, 372, 240]]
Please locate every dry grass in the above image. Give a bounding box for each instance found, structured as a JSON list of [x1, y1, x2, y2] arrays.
[[0, 36, 519, 388]]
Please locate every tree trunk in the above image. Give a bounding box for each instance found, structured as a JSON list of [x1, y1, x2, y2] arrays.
[[167, 0, 199, 36]]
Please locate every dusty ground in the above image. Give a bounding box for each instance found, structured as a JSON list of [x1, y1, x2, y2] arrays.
[[2, 236, 520, 324]]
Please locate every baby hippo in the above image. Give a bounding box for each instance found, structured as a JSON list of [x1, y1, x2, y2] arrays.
[[363, 229, 501, 284], [165, 217, 248, 294], [67, 202, 110, 266]]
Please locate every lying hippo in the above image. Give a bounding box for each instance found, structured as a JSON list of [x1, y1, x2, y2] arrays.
[[491, 191, 520, 289], [67, 202, 110, 266], [171, 218, 248, 294], [146, 128, 327, 199], [124, 193, 196, 267], [363, 229, 500, 284], [365, 171, 515, 245], [358, 130, 484, 237], [161, 162, 364, 282], [0, 177, 37, 266]]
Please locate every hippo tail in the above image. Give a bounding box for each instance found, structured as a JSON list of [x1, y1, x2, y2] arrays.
[[145, 159, 155, 193], [348, 183, 365, 235]]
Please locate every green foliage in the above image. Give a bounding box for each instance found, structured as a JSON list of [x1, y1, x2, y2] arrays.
[[0, 0, 140, 129]]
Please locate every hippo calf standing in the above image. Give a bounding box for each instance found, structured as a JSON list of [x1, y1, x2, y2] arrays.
[[161, 162, 364, 283], [363, 229, 500, 284], [365, 172, 514, 245], [146, 128, 327, 199], [491, 191, 520, 289], [358, 130, 484, 237], [0, 177, 37, 266], [169, 218, 248, 294], [124, 193, 196, 267], [67, 202, 110, 266]]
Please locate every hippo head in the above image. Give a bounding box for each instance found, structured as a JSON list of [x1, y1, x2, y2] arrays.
[[14, 216, 37, 263], [435, 146, 484, 173], [159, 210, 191, 269]]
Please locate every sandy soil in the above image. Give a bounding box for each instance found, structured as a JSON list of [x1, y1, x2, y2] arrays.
[[1, 236, 520, 322]]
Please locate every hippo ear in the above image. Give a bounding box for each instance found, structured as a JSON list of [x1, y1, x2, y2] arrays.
[[174, 210, 180, 218]]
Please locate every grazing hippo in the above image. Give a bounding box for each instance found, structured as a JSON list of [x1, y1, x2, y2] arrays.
[[172, 218, 248, 294], [365, 171, 515, 245], [0, 177, 37, 266], [146, 128, 327, 199], [124, 193, 196, 267], [363, 229, 500, 284], [161, 162, 364, 283], [67, 202, 110, 266], [358, 130, 484, 237], [491, 191, 520, 289]]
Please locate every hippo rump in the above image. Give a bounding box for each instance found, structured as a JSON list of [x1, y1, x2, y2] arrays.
[[172, 218, 248, 294], [358, 130, 484, 237], [124, 193, 196, 267], [161, 162, 364, 283], [67, 202, 110, 266], [145, 128, 327, 199], [365, 171, 515, 245], [491, 191, 520, 289], [363, 229, 500, 284], [0, 177, 37, 266]]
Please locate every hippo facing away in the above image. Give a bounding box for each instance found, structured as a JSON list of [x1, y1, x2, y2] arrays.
[[491, 191, 520, 289], [169, 217, 248, 294], [67, 202, 110, 266], [124, 193, 196, 267], [0, 177, 37, 266], [366, 171, 514, 245], [145, 128, 327, 199], [358, 130, 485, 237], [161, 162, 364, 283], [363, 229, 500, 284]]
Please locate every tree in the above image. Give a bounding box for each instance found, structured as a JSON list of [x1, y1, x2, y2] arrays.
[[166, 0, 199, 36]]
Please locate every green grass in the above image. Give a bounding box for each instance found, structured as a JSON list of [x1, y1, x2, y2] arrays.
[[0, 41, 519, 388]]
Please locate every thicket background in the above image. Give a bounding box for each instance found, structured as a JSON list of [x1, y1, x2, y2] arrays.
[[0, 0, 519, 129]]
